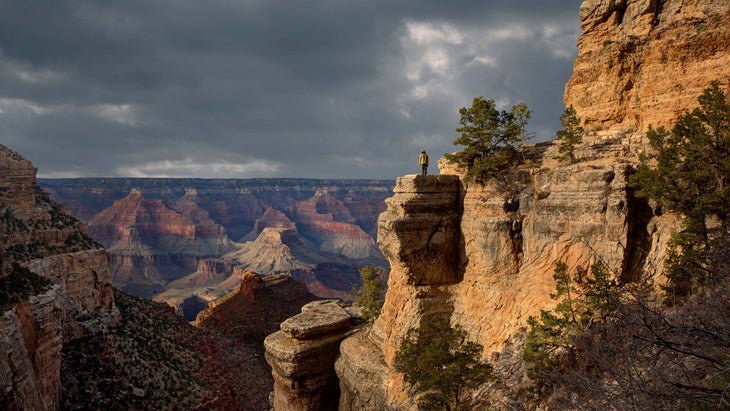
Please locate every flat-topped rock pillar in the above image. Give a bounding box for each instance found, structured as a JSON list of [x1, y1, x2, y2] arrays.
[[377, 174, 464, 285], [264, 300, 356, 411]]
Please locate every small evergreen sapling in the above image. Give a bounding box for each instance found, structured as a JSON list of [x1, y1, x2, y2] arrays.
[[354, 266, 385, 322], [555, 105, 583, 163]]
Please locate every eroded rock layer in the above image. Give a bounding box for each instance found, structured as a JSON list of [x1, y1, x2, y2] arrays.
[[265, 300, 357, 411], [0, 145, 118, 409], [42, 178, 393, 303], [336, 156, 680, 409], [566, 0, 730, 133]]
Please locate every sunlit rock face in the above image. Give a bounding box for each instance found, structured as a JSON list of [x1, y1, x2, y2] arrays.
[[0, 145, 118, 409], [566, 0, 730, 135], [336, 3, 730, 406]]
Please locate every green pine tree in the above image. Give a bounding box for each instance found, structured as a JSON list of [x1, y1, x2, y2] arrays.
[[395, 313, 493, 410], [523, 260, 621, 396], [555, 105, 584, 163], [444, 97, 531, 183], [354, 266, 385, 322], [630, 80, 730, 304]]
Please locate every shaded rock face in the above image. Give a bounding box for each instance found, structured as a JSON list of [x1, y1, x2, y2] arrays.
[[195, 270, 317, 342], [566, 0, 730, 133], [0, 288, 63, 410], [264, 300, 357, 411], [0, 145, 118, 410]]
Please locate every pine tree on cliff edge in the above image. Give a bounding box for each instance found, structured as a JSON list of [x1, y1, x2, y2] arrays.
[[444, 97, 532, 183]]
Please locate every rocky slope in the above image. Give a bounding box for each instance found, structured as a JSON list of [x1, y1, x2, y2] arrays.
[[60, 289, 272, 410], [196, 271, 317, 342], [0, 145, 118, 410]]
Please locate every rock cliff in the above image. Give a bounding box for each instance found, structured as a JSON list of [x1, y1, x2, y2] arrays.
[[566, 0, 730, 134], [329, 1, 730, 409], [0, 145, 118, 409], [265, 300, 358, 411], [196, 270, 317, 342], [333, 162, 674, 409]]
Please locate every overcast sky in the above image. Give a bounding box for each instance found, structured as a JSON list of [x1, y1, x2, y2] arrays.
[[0, 1, 583, 179]]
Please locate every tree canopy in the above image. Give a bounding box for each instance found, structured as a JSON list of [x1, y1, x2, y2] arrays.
[[444, 97, 531, 183], [395, 313, 493, 410], [353, 266, 385, 322], [555, 105, 583, 163], [630, 80, 730, 302]]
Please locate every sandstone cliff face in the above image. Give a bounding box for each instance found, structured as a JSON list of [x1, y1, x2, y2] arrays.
[[0, 145, 118, 410], [566, 0, 730, 134], [333, 1, 730, 408], [0, 288, 63, 411], [335, 166, 674, 409]]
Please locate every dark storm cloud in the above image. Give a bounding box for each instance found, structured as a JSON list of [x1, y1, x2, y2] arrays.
[[0, 0, 583, 179]]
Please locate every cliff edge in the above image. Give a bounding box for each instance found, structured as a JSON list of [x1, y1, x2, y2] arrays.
[[0, 145, 118, 410], [332, 0, 728, 409]]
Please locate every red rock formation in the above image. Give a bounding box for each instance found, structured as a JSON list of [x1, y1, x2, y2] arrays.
[[86, 189, 234, 295], [294, 190, 382, 260], [196, 270, 317, 342], [0, 290, 64, 410], [247, 207, 297, 240], [42, 178, 393, 303]]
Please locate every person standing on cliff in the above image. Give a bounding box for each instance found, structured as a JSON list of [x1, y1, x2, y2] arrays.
[[419, 150, 429, 175]]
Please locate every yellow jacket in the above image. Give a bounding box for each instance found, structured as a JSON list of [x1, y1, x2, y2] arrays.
[[419, 153, 429, 166]]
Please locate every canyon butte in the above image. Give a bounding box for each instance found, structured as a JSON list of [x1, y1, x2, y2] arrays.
[[1, 0, 730, 409]]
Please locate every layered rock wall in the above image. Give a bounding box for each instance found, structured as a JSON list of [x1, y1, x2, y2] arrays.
[[0, 145, 118, 409], [566, 0, 730, 134], [265, 300, 357, 411], [337, 175, 464, 409], [336, 160, 677, 409], [45, 178, 393, 302], [0, 288, 63, 411]]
